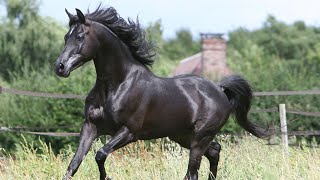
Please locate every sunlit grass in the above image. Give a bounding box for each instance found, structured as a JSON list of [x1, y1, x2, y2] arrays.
[[0, 136, 319, 180]]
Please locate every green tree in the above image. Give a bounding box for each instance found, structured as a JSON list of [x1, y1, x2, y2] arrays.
[[0, 0, 65, 81], [146, 22, 200, 77], [0, 0, 95, 153], [226, 16, 320, 139], [163, 28, 200, 61]]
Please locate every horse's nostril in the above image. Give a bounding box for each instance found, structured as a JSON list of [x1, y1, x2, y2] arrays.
[[59, 63, 65, 70]]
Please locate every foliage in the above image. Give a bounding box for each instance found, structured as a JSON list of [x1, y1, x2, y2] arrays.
[[0, 0, 65, 81], [146, 20, 200, 77], [0, 0, 98, 153], [163, 28, 200, 61], [0, 63, 96, 152], [0, 136, 319, 179], [223, 15, 320, 135], [146, 20, 176, 76]]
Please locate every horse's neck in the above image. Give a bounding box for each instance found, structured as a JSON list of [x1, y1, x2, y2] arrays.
[[92, 23, 152, 90], [93, 43, 148, 89]]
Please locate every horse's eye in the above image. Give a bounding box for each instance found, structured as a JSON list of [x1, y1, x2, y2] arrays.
[[76, 35, 84, 43]]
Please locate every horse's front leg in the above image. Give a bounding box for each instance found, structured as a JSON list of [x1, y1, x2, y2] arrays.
[[63, 121, 97, 180], [95, 126, 136, 180]]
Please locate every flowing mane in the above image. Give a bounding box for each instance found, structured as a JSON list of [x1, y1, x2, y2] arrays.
[[70, 6, 156, 66]]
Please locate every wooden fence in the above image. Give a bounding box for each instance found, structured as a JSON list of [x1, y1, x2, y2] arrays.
[[1, 86, 319, 149]]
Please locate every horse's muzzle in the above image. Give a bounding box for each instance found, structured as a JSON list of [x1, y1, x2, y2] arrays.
[[54, 61, 70, 78], [54, 54, 84, 78]]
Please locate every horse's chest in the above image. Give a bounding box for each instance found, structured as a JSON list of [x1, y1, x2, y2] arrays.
[[85, 81, 139, 124], [108, 100, 133, 123], [84, 96, 129, 123]]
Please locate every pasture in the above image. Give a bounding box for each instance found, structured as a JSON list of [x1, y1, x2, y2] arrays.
[[1, 136, 319, 180]]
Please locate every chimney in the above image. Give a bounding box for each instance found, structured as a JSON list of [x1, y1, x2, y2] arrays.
[[200, 33, 229, 79]]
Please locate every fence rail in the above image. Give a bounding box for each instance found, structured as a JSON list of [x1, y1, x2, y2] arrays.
[[1, 126, 320, 137], [0, 86, 85, 99], [253, 90, 320, 96], [1, 106, 320, 137], [286, 109, 320, 117], [250, 108, 320, 117], [0, 127, 79, 137], [1, 86, 320, 99], [1, 86, 320, 141]]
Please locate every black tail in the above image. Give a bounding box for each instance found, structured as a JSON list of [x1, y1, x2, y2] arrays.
[[219, 75, 271, 138]]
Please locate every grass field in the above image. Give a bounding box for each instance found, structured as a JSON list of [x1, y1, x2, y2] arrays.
[[0, 135, 319, 180]]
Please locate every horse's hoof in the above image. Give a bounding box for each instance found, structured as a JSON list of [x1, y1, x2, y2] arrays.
[[62, 175, 71, 180], [62, 171, 72, 180], [106, 177, 112, 180]]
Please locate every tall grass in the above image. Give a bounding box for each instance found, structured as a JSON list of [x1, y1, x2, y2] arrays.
[[0, 136, 319, 180]]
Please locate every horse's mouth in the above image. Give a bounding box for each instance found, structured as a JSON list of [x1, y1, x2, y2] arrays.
[[60, 70, 71, 78], [55, 54, 84, 78], [68, 60, 85, 75]]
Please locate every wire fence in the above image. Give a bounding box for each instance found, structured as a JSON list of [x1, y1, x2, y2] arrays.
[[1, 126, 320, 137], [1, 86, 320, 99], [0, 86, 320, 137], [253, 90, 320, 96], [0, 127, 79, 137], [0, 86, 86, 99]]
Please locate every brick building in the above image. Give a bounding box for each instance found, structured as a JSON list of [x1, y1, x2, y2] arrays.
[[171, 33, 231, 79]]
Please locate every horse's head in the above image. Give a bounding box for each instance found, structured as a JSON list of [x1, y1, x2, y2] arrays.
[[55, 9, 99, 78]]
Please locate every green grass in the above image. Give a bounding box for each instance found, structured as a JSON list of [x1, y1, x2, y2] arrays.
[[0, 136, 319, 180]]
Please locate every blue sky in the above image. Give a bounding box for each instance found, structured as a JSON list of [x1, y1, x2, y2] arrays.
[[2, 0, 320, 38]]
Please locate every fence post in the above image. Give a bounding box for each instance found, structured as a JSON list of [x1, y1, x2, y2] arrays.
[[279, 104, 289, 155]]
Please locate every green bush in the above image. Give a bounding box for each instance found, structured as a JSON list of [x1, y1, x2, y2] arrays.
[[0, 64, 96, 153]]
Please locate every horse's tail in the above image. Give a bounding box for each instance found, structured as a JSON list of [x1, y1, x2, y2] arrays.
[[218, 75, 272, 138]]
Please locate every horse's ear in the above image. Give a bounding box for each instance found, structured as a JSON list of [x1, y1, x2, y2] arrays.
[[65, 8, 76, 20], [65, 8, 78, 26], [76, 8, 86, 24]]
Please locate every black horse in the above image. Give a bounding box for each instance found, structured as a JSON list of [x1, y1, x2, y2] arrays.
[[54, 6, 270, 180]]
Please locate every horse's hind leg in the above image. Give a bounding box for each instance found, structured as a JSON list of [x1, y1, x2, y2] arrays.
[[204, 141, 221, 180], [95, 126, 136, 180], [186, 135, 213, 180]]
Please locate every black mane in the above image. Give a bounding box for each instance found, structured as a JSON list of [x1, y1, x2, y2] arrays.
[[79, 6, 156, 66]]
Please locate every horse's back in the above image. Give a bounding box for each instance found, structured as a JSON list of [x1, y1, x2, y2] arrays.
[[170, 74, 230, 105], [136, 74, 232, 138], [171, 74, 231, 114]]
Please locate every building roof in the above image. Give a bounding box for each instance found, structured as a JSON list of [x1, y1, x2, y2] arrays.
[[172, 53, 202, 75], [171, 52, 232, 78]]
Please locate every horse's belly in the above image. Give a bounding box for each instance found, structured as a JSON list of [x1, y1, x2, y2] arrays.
[[136, 125, 191, 140], [136, 112, 193, 140]]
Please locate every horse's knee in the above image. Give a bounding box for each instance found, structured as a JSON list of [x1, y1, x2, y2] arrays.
[[95, 149, 107, 163]]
